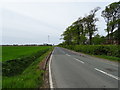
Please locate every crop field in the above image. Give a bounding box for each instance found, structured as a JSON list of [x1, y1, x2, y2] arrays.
[[0, 46, 1, 89], [2, 46, 52, 88], [2, 46, 51, 61], [0, 46, 1, 62]]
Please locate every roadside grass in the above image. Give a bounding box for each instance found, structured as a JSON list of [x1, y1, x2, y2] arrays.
[[77, 51, 120, 62], [2, 46, 51, 76], [61, 45, 120, 62], [76, 50, 120, 62], [2, 47, 53, 88], [0, 71, 1, 90], [93, 55, 120, 62], [2, 46, 50, 61], [78, 50, 120, 62]]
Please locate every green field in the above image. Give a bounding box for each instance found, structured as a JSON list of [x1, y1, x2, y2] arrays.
[[2, 46, 51, 61], [0, 46, 1, 62], [2, 46, 52, 88]]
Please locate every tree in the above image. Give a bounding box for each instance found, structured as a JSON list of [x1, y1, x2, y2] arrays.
[[84, 7, 100, 45], [92, 34, 105, 45], [61, 27, 73, 45], [61, 7, 100, 45], [72, 18, 87, 45], [102, 6, 111, 43], [102, 1, 120, 44]]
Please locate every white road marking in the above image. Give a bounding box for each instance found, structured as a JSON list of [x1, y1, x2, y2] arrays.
[[73, 58, 84, 64], [94, 68, 119, 80], [66, 54, 71, 56], [49, 51, 54, 88]]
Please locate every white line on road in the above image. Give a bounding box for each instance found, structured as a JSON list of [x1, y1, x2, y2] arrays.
[[49, 51, 54, 88], [94, 68, 119, 80], [66, 54, 71, 56], [73, 58, 84, 64]]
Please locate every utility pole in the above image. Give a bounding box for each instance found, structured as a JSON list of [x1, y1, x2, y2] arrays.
[[48, 35, 50, 43]]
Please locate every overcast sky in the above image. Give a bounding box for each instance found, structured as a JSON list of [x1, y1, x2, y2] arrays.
[[0, 0, 119, 45]]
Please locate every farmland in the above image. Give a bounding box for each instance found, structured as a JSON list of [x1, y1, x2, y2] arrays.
[[2, 46, 52, 88], [2, 46, 51, 61], [0, 46, 1, 62]]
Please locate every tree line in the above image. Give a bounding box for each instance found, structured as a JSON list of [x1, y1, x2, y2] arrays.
[[61, 1, 120, 45], [2, 44, 52, 46]]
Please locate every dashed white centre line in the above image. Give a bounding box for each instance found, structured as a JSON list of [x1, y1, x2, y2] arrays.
[[94, 68, 119, 80], [73, 58, 84, 64], [66, 54, 71, 56]]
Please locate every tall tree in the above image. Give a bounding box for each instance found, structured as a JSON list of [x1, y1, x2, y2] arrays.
[[61, 7, 100, 45], [72, 18, 86, 45], [92, 34, 105, 45], [61, 27, 73, 45], [102, 7, 111, 43], [85, 7, 100, 45], [102, 1, 120, 44]]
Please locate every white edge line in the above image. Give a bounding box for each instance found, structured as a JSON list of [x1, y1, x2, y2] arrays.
[[74, 58, 84, 64], [49, 50, 54, 88], [94, 68, 119, 80]]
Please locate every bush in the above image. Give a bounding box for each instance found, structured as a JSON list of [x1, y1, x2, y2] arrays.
[[62, 45, 120, 58]]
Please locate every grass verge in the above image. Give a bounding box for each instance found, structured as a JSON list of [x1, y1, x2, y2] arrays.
[[2, 48, 53, 88], [77, 51, 120, 62], [61, 45, 120, 62], [76, 51, 120, 62], [93, 55, 120, 62]]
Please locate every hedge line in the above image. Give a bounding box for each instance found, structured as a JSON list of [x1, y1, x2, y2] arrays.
[[62, 45, 120, 58], [2, 48, 50, 77]]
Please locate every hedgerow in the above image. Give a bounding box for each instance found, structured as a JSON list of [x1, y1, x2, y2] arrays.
[[62, 45, 120, 58]]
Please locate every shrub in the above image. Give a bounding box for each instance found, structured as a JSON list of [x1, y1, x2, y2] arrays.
[[62, 45, 120, 58]]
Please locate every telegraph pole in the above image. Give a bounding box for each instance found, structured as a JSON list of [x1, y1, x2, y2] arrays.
[[48, 35, 50, 43]]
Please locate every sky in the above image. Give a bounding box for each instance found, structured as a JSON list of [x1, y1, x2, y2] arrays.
[[0, 0, 119, 45]]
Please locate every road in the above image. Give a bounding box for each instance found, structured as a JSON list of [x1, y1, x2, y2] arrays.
[[49, 47, 119, 88]]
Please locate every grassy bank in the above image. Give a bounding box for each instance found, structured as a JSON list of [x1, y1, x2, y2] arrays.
[[61, 45, 120, 61], [94, 55, 120, 62], [2, 46, 53, 88]]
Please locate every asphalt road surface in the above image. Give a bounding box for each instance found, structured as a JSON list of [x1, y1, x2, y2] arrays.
[[50, 47, 119, 88]]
